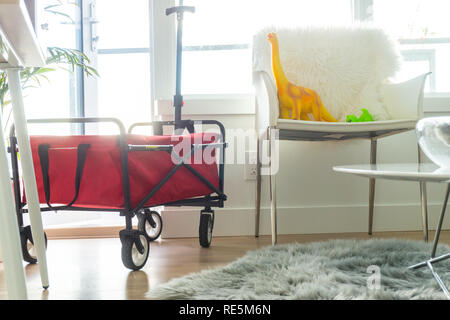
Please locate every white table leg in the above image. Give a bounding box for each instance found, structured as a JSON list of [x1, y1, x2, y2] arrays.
[[7, 68, 49, 289], [0, 112, 27, 299]]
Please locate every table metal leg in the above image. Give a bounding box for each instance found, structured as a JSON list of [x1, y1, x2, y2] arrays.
[[427, 260, 450, 299], [0, 111, 27, 300], [410, 252, 450, 270], [7, 68, 49, 289], [408, 183, 450, 299]]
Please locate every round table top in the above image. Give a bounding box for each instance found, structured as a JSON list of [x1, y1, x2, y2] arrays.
[[333, 163, 450, 183]]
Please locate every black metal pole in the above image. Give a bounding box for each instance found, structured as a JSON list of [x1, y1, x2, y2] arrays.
[[166, 0, 195, 131], [9, 136, 24, 226], [174, 0, 184, 128]]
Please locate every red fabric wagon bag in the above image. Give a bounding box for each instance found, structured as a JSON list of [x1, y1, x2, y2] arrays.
[[24, 133, 220, 209]]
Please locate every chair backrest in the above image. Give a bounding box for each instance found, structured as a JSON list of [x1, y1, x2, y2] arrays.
[[252, 26, 401, 121]]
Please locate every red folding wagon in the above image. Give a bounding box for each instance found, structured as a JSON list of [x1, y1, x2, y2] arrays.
[[9, 117, 227, 270], [8, 3, 227, 270]]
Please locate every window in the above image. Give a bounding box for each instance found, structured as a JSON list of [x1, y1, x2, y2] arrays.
[[22, 0, 83, 135], [162, 0, 353, 96], [31, 0, 152, 135], [153, 0, 450, 113], [357, 0, 450, 111], [96, 0, 151, 133]]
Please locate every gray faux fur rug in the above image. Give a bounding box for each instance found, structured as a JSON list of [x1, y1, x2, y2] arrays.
[[146, 238, 450, 300]]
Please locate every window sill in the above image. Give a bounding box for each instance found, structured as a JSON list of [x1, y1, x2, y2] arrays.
[[155, 94, 255, 116], [424, 94, 450, 113], [155, 93, 450, 117]]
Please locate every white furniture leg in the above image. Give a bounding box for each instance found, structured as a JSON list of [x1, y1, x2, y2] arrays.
[[0, 111, 27, 300], [368, 138, 377, 235], [418, 145, 429, 242], [255, 136, 262, 238], [269, 127, 277, 245], [7, 68, 49, 289]]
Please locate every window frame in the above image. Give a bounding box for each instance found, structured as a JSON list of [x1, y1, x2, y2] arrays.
[[35, 0, 86, 133], [150, 0, 254, 116], [354, 0, 450, 113], [81, 0, 154, 127], [151, 0, 450, 115]]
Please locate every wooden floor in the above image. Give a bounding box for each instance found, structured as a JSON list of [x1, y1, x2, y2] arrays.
[[0, 231, 449, 300]]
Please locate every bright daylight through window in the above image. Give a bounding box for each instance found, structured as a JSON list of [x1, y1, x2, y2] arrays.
[[180, 0, 353, 95], [177, 0, 450, 98], [13, 0, 82, 136], [96, 0, 151, 132], [370, 0, 450, 94]]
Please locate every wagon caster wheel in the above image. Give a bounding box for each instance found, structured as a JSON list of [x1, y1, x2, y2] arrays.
[[20, 225, 48, 264], [120, 230, 149, 271], [138, 209, 162, 241], [199, 210, 214, 248]]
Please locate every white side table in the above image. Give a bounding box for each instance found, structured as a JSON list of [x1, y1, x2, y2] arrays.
[[0, 0, 50, 299], [333, 163, 450, 299]]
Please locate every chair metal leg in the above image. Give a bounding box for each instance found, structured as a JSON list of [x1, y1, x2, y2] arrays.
[[255, 137, 262, 238], [368, 138, 377, 235], [418, 145, 429, 242], [270, 170, 277, 245], [269, 127, 277, 245]]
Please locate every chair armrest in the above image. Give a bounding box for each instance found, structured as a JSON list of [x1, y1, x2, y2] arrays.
[[253, 71, 279, 134], [379, 72, 430, 120]]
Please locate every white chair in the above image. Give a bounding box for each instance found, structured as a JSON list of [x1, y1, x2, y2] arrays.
[[252, 26, 430, 245]]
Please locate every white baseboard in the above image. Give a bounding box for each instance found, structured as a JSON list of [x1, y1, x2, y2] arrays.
[[161, 203, 450, 238], [0, 203, 445, 262]]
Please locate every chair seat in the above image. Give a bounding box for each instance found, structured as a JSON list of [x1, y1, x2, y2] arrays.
[[276, 119, 418, 141]]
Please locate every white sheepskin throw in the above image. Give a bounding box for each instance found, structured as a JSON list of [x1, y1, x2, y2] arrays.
[[253, 26, 401, 121]]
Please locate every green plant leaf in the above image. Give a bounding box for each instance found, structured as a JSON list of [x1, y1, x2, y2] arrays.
[[33, 67, 56, 75]]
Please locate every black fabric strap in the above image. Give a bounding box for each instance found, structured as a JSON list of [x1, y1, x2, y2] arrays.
[[38, 144, 51, 206], [38, 143, 90, 209], [66, 144, 90, 207]]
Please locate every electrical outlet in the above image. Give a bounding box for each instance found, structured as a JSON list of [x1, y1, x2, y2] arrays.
[[244, 151, 257, 181]]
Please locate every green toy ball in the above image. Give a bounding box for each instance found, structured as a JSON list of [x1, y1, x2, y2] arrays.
[[346, 108, 374, 123]]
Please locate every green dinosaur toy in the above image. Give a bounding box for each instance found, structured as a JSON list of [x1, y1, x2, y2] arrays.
[[346, 108, 374, 123]]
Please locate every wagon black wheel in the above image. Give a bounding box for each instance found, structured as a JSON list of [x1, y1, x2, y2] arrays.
[[20, 225, 48, 264], [121, 234, 149, 271], [138, 210, 162, 241], [199, 212, 214, 248]]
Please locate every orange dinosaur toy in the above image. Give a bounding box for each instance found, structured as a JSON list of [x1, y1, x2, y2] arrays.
[[267, 32, 337, 122]]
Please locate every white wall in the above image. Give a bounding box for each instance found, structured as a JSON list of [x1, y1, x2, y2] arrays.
[[161, 109, 450, 238]]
